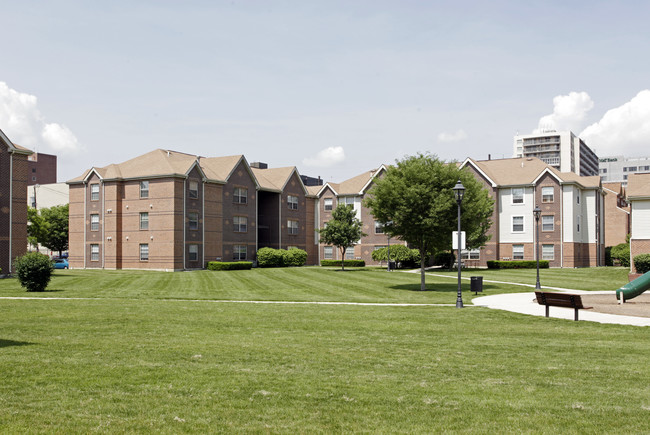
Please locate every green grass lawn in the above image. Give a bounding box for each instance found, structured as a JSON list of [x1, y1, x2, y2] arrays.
[[1, 267, 648, 433]]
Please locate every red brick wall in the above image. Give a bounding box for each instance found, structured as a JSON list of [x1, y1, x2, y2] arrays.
[[222, 161, 257, 262], [631, 239, 650, 273], [68, 183, 85, 269]]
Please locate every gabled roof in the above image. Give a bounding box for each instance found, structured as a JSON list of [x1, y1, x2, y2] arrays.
[[251, 166, 308, 195], [627, 173, 650, 200], [461, 157, 601, 189], [305, 185, 322, 196], [68, 149, 198, 183], [316, 165, 388, 197], [0, 128, 33, 155], [200, 155, 245, 182], [602, 182, 626, 198]]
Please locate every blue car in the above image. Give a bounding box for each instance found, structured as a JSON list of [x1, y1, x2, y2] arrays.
[[53, 258, 69, 269]]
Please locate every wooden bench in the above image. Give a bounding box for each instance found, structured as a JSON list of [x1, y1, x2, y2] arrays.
[[534, 292, 593, 321]]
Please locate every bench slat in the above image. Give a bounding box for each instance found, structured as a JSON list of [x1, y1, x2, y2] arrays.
[[534, 292, 593, 321]]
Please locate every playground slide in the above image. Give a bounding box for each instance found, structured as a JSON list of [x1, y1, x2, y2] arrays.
[[616, 270, 650, 302]]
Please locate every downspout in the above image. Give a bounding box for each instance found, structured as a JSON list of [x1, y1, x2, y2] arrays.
[[202, 181, 205, 267], [560, 184, 566, 268], [8, 151, 12, 273], [83, 181, 87, 269], [183, 179, 186, 270], [278, 194, 281, 249], [102, 182, 105, 269]]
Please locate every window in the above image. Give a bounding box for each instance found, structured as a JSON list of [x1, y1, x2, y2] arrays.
[[375, 221, 384, 234], [374, 246, 386, 251], [541, 215, 554, 232], [324, 198, 333, 211], [233, 244, 246, 260], [541, 186, 554, 203], [140, 244, 149, 261], [234, 216, 247, 232], [324, 246, 333, 259], [577, 216, 581, 232], [90, 244, 99, 261], [189, 180, 198, 199], [288, 195, 298, 210], [512, 188, 524, 204], [189, 244, 198, 262], [345, 247, 355, 259], [461, 249, 480, 260], [90, 184, 99, 201], [140, 212, 149, 230], [90, 214, 99, 231], [188, 212, 199, 230], [234, 187, 247, 204], [576, 193, 580, 204], [339, 197, 355, 206], [629, 166, 638, 172], [512, 216, 524, 232], [542, 244, 554, 260], [288, 220, 298, 235], [140, 181, 149, 199], [30, 196, 36, 208], [512, 244, 524, 260]]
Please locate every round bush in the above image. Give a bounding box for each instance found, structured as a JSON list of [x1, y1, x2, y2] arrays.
[[633, 253, 650, 274], [14, 252, 53, 292], [256, 247, 284, 267], [283, 248, 307, 267], [610, 243, 630, 267]]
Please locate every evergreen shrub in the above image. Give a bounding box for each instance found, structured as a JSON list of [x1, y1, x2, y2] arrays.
[[14, 252, 54, 292]]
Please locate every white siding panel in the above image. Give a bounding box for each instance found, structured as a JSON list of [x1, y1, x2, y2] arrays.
[[632, 200, 650, 239], [498, 188, 534, 243]]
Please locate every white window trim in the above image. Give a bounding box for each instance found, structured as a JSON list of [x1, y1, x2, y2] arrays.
[[541, 215, 554, 232], [511, 188, 525, 205], [512, 244, 524, 260], [512, 215, 525, 233], [542, 244, 554, 260]]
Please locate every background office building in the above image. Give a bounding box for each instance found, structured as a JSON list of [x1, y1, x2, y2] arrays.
[[598, 155, 650, 185], [513, 131, 599, 176]]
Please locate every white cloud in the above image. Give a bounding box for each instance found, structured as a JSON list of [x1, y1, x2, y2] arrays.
[[534, 91, 594, 133], [0, 81, 81, 153], [580, 90, 650, 156], [437, 129, 467, 143], [302, 146, 345, 167]]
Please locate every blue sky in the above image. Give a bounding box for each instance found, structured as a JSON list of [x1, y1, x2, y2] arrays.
[[2, 1, 650, 183]]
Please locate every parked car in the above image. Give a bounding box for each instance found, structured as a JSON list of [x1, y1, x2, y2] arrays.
[[53, 258, 69, 269]]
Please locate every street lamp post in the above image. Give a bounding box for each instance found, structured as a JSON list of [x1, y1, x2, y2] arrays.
[[534, 205, 542, 290], [453, 180, 465, 308], [386, 220, 393, 272]]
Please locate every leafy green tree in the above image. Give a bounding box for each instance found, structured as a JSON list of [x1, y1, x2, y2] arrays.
[[318, 204, 366, 270], [14, 252, 53, 292], [27, 204, 69, 256], [364, 153, 493, 290]]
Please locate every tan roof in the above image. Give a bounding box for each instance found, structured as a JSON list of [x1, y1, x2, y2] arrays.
[[251, 166, 296, 192], [467, 157, 601, 189], [200, 155, 244, 182], [627, 173, 650, 199], [305, 185, 322, 196], [333, 166, 387, 195], [602, 182, 625, 197]]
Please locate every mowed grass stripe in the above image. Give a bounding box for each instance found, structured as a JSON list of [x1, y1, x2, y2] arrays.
[[1, 298, 648, 433]]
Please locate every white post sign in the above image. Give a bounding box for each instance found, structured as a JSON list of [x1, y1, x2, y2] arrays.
[[452, 231, 466, 250]]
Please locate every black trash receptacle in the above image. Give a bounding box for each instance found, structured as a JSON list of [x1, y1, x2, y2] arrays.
[[388, 261, 396, 271], [470, 276, 483, 294]]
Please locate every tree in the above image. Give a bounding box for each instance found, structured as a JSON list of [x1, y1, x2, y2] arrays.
[[364, 153, 493, 290], [27, 204, 69, 256], [318, 204, 366, 270], [14, 252, 53, 292]]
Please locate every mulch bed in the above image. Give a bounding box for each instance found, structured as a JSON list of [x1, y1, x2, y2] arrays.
[[580, 293, 650, 318]]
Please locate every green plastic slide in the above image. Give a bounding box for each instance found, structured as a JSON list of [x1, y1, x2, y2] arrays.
[[616, 270, 650, 302]]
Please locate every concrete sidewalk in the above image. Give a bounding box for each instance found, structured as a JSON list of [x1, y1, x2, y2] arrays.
[[472, 291, 650, 327]]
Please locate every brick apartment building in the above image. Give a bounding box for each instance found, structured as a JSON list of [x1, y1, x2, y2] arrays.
[[311, 165, 407, 265], [67, 149, 318, 270], [460, 157, 605, 268], [0, 128, 32, 273], [602, 182, 630, 247], [627, 173, 650, 273], [27, 152, 57, 185]]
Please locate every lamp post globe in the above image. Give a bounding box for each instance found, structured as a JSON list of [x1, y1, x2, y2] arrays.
[[452, 180, 465, 308]]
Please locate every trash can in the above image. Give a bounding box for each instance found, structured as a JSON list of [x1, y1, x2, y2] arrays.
[[388, 261, 396, 271], [470, 276, 483, 294]]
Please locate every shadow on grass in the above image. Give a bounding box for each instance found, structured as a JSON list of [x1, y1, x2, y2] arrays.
[[391, 282, 502, 293], [0, 339, 34, 348]]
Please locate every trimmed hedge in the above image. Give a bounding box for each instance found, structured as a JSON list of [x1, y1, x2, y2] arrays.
[[487, 260, 549, 269], [257, 247, 308, 267], [633, 253, 650, 274], [371, 245, 420, 268], [206, 261, 252, 271], [320, 259, 365, 267], [610, 243, 630, 267]]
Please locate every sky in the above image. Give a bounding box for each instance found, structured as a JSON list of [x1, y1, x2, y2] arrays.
[[2, 0, 650, 184]]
